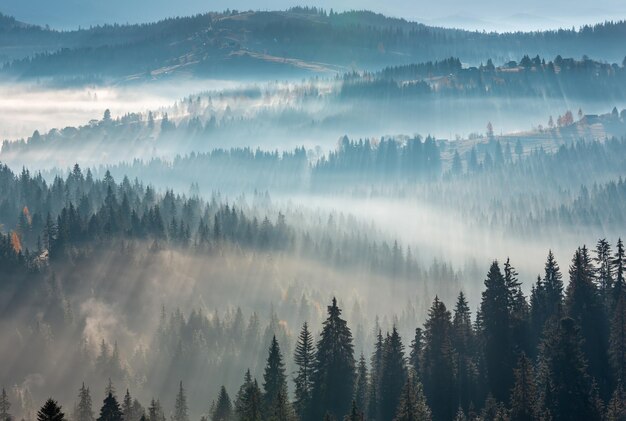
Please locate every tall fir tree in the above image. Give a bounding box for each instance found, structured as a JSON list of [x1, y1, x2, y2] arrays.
[[97, 393, 122, 421], [37, 399, 65, 421], [379, 327, 407, 421], [595, 239, 614, 310], [173, 382, 189, 421], [263, 336, 287, 417], [480, 261, 514, 402], [75, 384, 94, 421], [121, 390, 132, 421], [422, 297, 456, 421], [212, 386, 232, 421], [294, 323, 315, 420], [354, 354, 369, 415], [368, 330, 384, 421], [237, 379, 263, 421], [310, 298, 356, 421], [408, 328, 423, 380], [566, 246, 611, 399], [452, 292, 474, 413]]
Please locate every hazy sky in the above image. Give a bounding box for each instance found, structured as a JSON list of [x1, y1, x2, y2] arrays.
[[3, 0, 626, 31]]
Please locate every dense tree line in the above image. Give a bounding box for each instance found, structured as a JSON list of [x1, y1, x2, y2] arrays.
[[340, 55, 626, 100], [7, 239, 626, 421], [0, 163, 460, 286]]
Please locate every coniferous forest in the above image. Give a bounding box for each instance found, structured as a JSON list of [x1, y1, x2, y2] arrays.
[[3, 2, 626, 421]]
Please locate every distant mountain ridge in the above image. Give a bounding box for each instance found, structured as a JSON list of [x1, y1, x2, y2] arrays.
[[1, 8, 625, 83]]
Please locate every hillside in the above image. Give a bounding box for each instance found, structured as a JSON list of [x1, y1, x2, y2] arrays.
[[1, 9, 626, 83]]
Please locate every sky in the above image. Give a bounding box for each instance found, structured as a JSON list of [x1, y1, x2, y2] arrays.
[[2, 0, 626, 32]]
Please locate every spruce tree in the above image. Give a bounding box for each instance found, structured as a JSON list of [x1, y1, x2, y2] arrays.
[[543, 250, 564, 321], [75, 384, 94, 421], [408, 328, 423, 380], [97, 393, 122, 421], [354, 354, 368, 415], [237, 380, 262, 421], [37, 399, 65, 421], [235, 371, 253, 418], [174, 382, 189, 421], [294, 323, 315, 420], [566, 246, 610, 399], [368, 330, 384, 421], [422, 297, 455, 421], [509, 354, 538, 421], [212, 387, 232, 421], [263, 336, 287, 417], [310, 298, 356, 421], [595, 239, 614, 310], [480, 261, 514, 402], [380, 327, 407, 421], [452, 292, 474, 413], [120, 390, 132, 421]]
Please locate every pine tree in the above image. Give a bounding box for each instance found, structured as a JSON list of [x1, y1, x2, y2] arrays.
[[509, 354, 538, 421], [212, 387, 232, 421], [37, 399, 65, 421], [173, 382, 189, 421], [97, 393, 122, 421], [543, 251, 564, 321], [237, 379, 262, 421], [595, 239, 614, 310], [0, 389, 11, 421], [368, 330, 384, 421], [452, 292, 474, 413], [408, 328, 423, 379], [505, 258, 530, 355], [121, 390, 132, 421], [422, 297, 455, 421], [539, 318, 598, 421], [235, 370, 253, 418], [354, 354, 368, 415], [310, 298, 356, 421], [75, 384, 94, 421], [294, 322, 315, 419], [263, 336, 287, 417], [480, 261, 514, 402], [392, 377, 431, 421], [148, 400, 164, 421], [380, 327, 407, 421], [566, 247, 610, 399]]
